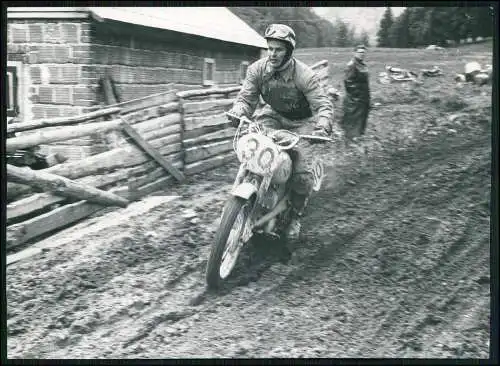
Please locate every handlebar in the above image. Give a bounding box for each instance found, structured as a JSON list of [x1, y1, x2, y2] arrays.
[[225, 111, 251, 125], [226, 111, 333, 149]]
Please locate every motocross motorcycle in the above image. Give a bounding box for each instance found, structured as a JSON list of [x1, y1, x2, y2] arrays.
[[205, 112, 331, 289]]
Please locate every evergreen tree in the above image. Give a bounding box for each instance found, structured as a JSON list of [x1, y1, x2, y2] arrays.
[[408, 7, 430, 47], [427, 7, 450, 46], [376, 7, 394, 47], [469, 6, 494, 38], [447, 7, 469, 44], [228, 7, 338, 48], [334, 18, 350, 47], [347, 25, 357, 47], [318, 19, 337, 47], [359, 29, 370, 48], [388, 8, 411, 48], [387, 18, 399, 47]]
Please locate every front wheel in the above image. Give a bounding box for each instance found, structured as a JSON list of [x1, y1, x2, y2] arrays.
[[205, 196, 251, 289]]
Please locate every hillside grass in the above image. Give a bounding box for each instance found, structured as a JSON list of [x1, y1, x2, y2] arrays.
[[295, 44, 493, 89], [293, 43, 492, 155]]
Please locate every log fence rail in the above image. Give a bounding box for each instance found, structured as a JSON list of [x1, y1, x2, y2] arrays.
[[6, 60, 330, 252]]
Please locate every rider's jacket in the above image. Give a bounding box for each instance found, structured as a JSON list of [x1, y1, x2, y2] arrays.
[[232, 57, 333, 130]]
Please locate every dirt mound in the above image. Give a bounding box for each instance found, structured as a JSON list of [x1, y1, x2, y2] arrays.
[[6, 51, 492, 358]]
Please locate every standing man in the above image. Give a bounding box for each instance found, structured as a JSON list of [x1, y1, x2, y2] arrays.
[[342, 44, 371, 143], [227, 24, 335, 241]]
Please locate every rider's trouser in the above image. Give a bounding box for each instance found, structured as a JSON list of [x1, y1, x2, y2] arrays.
[[253, 105, 317, 217]]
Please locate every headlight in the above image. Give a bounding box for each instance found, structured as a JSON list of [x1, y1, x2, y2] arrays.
[[258, 148, 274, 169]]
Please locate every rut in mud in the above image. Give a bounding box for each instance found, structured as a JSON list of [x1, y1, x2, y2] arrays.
[[7, 111, 491, 358], [6, 47, 492, 359]]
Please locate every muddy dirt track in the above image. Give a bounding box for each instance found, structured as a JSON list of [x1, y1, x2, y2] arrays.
[[6, 54, 493, 358]]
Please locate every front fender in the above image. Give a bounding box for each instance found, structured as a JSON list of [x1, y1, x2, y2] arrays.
[[231, 182, 258, 200]]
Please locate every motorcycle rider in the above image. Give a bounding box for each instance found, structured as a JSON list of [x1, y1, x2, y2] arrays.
[[227, 24, 335, 241]]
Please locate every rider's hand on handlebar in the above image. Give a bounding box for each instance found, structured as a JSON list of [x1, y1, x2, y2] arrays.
[[270, 130, 291, 145], [227, 113, 241, 128], [314, 123, 344, 141], [308, 127, 331, 144], [312, 127, 330, 138]]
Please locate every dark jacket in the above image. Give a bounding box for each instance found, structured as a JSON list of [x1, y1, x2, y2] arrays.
[[344, 58, 370, 104]]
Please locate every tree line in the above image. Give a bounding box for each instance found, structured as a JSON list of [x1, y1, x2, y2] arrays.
[[377, 6, 494, 48], [229, 7, 371, 48]]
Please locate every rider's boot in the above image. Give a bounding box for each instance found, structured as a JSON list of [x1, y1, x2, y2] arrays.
[[285, 213, 302, 241], [279, 177, 312, 263], [280, 208, 303, 264], [285, 193, 309, 242]]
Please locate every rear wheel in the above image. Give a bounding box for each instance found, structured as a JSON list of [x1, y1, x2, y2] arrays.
[[206, 196, 251, 289]]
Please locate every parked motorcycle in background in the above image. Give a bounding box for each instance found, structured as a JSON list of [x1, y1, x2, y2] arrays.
[[205, 112, 331, 289]]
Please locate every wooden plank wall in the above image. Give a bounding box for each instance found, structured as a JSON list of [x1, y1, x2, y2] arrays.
[[6, 90, 184, 250], [6, 60, 330, 252], [180, 89, 239, 176]]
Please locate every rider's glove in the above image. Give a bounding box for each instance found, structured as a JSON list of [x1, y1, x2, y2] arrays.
[[317, 122, 343, 141], [227, 112, 241, 128], [314, 116, 332, 137], [227, 106, 246, 128], [327, 87, 341, 102], [312, 126, 330, 138], [317, 116, 332, 132]]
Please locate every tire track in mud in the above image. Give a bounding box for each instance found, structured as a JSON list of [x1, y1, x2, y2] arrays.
[[274, 136, 489, 283], [184, 130, 491, 358], [6, 189, 229, 358], [24, 146, 370, 358], [160, 128, 490, 358], [6, 110, 491, 358], [313, 134, 491, 358], [364, 223, 489, 357]]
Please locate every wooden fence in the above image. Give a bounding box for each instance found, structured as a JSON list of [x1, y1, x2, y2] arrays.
[[5, 60, 330, 251]]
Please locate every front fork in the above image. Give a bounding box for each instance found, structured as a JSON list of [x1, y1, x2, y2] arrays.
[[230, 164, 274, 243]]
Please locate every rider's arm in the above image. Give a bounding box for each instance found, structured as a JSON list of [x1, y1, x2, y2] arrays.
[[302, 73, 334, 133], [230, 62, 261, 118]]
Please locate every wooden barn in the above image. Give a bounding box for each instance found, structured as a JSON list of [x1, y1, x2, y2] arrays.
[[5, 7, 332, 252], [7, 6, 267, 122]]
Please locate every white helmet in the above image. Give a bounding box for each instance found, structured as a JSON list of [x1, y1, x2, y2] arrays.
[[264, 24, 296, 50], [465, 61, 482, 75]]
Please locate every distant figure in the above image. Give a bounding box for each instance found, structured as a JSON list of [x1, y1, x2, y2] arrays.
[[341, 44, 371, 143]]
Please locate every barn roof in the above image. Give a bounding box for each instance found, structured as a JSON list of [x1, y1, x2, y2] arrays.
[[7, 7, 268, 49]]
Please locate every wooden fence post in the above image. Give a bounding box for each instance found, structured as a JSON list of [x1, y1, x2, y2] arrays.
[[177, 94, 187, 174], [102, 75, 127, 148]]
